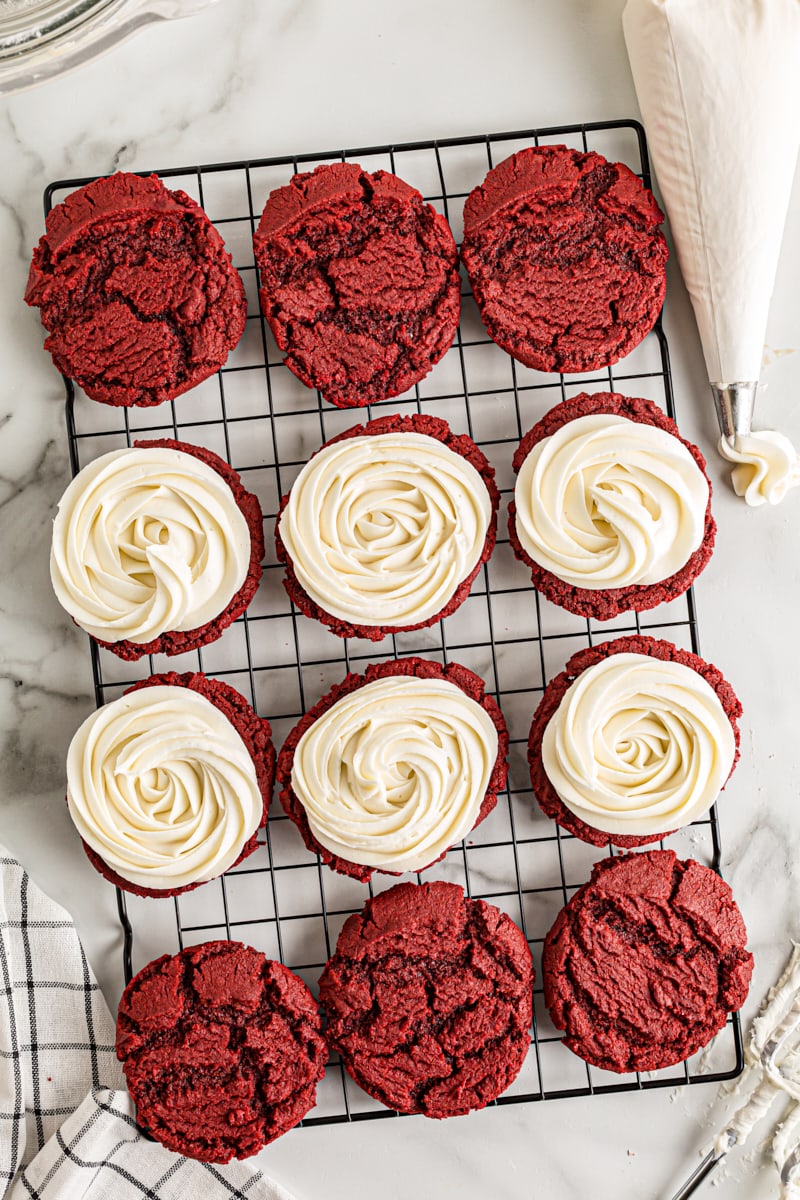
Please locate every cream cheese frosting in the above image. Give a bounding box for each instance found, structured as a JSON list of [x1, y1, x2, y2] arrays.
[[541, 652, 735, 836], [51, 446, 251, 645], [290, 675, 499, 871], [718, 432, 800, 507], [278, 431, 492, 627], [66, 685, 263, 890], [514, 414, 708, 589]]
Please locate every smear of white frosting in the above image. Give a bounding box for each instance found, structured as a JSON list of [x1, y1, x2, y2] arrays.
[[513, 414, 708, 589], [541, 652, 735, 835], [290, 675, 499, 871], [51, 446, 251, 645], [279, 431, 491, 627], [66, 685, 262, 890], [718, 431, 800, 507]]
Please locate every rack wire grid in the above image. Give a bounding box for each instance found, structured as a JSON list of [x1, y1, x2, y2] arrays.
[[49, 118, 743, 1125]]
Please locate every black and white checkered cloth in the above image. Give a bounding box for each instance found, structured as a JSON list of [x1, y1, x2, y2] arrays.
[[0, 847, 295, 1200]]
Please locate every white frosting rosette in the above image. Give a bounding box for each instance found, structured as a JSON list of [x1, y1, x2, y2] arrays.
[[278, 428, 493, 630], [541, 652, 736, 837], [51, 445, 252, 646], [67, 684, 264, 891], [513, 412, 709, 591], [289, 673, 500, 872]]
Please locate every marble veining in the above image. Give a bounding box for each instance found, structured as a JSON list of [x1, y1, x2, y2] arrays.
[[0, 2, 799, 1197]]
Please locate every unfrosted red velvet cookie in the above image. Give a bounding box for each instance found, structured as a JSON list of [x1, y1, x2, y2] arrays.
[[117, 941, 327, 1161], [92, 439, 263, 662], [319, 881, 533, 1116], [461, 145, 668, 373], [25, 172, 247, 406], [253, 162, 460, 406], [75, 671, 274, 899], [528, 635, 741, 849], [543, 851, 753, 1073], [277, 656, 508, 882], [508, 392, 715, 620], [276, 413, 499, 642]]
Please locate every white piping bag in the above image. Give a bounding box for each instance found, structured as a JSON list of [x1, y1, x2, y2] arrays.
[[623, 0, 800, 506]]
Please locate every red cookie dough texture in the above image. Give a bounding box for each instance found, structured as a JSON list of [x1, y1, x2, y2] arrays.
[[543, 850, 753, 1073], [277, 656, 509, 882], [117, 941, 327, 1161], [276, 412, 499, 642], [319, 881, 533, 1116], [81, 671, 275, 899], [253, 162, 461, 407], [99, 438, 264, 662], [508, 391, 715, 619], [25, 172, 247, 407], [527, 635, 742, 849], [461, 145, 668, 373]]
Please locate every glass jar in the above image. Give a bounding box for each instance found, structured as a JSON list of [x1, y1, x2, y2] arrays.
[[0, 0, 219, 95]]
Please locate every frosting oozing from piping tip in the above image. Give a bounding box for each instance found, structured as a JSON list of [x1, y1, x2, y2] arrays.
[[718, 431, 800, 507]]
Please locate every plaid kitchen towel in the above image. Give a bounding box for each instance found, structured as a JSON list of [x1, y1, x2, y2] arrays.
[[0, 846, 295, 1199]]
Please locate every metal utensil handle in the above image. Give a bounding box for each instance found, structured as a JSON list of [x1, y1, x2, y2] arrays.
[[669, 1149, 727, 1200]]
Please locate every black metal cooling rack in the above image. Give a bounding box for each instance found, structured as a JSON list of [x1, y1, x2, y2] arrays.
[[48, 118, 743, 1123]]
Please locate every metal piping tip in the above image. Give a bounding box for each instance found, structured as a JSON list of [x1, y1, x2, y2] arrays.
[[711, 381, 758, 444]]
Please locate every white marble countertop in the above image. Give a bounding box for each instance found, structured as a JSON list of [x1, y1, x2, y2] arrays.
[[1, 1, 799, 1197]]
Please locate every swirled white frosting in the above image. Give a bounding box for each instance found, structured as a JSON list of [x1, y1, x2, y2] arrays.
[[278, 431, 492, 627], [290, 675, 499, 870], [67, 686, 263, 890], [51, 446, 251, 644], [718, 431, 800, 507], [541, 653, 735, 835], [514, 414, 709, 589]]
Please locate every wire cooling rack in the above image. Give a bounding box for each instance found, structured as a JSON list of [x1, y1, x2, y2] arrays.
[[48, 119, 743, 1124]]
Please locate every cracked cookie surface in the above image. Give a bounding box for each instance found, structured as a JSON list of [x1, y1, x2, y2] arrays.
[[461, 145, 668, 373], [116, 940, 327, 1161], [25, 172, 247, 406], [543, 850, 753, 1073], [253, 163, 461, 407], [319, 881, 533, 1117]]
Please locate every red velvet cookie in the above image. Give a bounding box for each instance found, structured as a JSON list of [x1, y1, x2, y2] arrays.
[[508, 392, 715, 619], [319, 881, 533, 1116], [26, 172, 247, 406], [461, 145, 668, 373], [253, 162, 460, 406], [276, 413, 499, 642], [90, 438, 263, 662], [543, 851, 753, 1073], [117, 941, 327, 1161], [527, 635, 741, 848], [77, 671, 275, 898], [277, 656, 508, 882]]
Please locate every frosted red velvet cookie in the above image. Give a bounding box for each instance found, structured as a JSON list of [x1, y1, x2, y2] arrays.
[[509, 392, 715, 619], [276, 413, 498, 641], [67, 672, 274, 898], [50, 439, 263, 661], [543, 851, 753, 1073], [319, 881, 533, 1116], [25, 172, 246, 406], [277, 656, 508, 882], [117, 941, 327, 1161], [253, 162, 460, 406], [528, 635, 741, 848], [461, 144, 667, 373]]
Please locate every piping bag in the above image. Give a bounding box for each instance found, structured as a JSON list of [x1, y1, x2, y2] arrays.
[[623, 0, 800, 506]]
